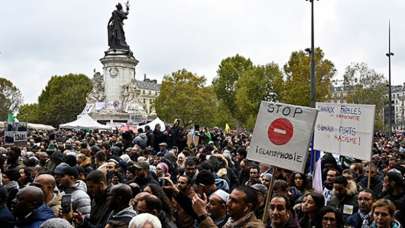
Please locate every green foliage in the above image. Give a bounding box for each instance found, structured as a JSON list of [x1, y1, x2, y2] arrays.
[[17, 74, 92, 126], [235, 63, 284, 129], [283, 48, 336, 106], [0, 77, 23, 121], [155, 69, 220, 127], [17, 103, 39, 123], [343, 63, 387, 130], [213, 55, 254, 124]]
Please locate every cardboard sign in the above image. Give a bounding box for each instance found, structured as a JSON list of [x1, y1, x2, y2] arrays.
[[314, 102, 375, 161], [248, 102, 318, 173]]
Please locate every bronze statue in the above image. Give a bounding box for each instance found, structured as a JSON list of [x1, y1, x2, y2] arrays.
[[108, 2, 130, 50]]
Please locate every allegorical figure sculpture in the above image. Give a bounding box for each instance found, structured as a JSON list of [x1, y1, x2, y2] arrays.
[[108, 2, 130, 50]]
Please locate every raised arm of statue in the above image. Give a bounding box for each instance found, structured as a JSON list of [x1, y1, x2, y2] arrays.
[[126, 1, 130, 12]]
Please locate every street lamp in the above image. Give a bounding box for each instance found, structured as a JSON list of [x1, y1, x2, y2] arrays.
[[386, 21, 394, 136], [306, 0, 318, 108]]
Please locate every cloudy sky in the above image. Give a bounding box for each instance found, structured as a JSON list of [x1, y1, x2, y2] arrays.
[[1, 0, 404, 103]]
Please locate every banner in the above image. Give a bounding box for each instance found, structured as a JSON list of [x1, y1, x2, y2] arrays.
[[313, 102, 375, 161], [247, 102, 318, 173]]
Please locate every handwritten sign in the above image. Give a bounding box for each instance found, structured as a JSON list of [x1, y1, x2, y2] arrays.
[[248, 102, 318, 173], [314, 103, 375, 161]]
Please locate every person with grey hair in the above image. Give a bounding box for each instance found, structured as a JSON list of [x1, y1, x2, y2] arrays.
[[128, 213, 162, 228], [40, 218, 73, 228]]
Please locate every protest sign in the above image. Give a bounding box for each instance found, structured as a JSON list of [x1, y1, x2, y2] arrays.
[[247, 102, 318, 173], [4, 122, 28, 145], [313, 102, 375, 161]]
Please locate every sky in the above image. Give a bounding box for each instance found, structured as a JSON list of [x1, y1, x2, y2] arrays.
[[1, 0, 405, 104]]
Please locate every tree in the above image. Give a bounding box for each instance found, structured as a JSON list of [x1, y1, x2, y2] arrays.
[[213, 55, 254, 124], [155, 69, 219, 127], [0, 77, 23, 121], [235, 63, 284, 129], [18, 74, 92, 126], [283, 48, 336, 106], [343, 63, 387, 130], [17, 103, 40, 123]]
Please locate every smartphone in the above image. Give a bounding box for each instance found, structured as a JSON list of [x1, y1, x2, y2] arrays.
[[61, 194, 72, 214]]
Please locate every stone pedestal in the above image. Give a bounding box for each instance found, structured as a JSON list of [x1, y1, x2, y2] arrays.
[[84, 49, 150, 125], [100, 49, 139, 104]]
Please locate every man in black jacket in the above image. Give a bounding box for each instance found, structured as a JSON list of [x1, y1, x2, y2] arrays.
[[76, 170, 111, 228], [327, 176, 358, 221]]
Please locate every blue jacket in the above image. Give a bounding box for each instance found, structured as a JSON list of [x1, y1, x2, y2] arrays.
[[0, 206, 15, 228], [15, 204, 55, 228]]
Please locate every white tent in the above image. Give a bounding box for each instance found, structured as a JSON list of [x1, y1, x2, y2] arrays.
[[28, 123, 55, 131], [59, 114, 111, 130], [1, 121, 55, 131], [137, 117, 166, 131]]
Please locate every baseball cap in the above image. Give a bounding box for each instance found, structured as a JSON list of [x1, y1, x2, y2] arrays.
[[54, 163, 70, 175]]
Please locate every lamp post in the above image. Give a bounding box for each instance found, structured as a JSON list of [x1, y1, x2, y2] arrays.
[[306, 0, 318, 108], [386, 21, 394, 137]]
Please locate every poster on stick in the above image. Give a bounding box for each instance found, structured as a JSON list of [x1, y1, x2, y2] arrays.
[[247, 102, 318, 173], [314, 102, 375, 161]]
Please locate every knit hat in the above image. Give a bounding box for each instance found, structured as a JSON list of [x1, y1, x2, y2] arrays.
[[46, 143, 57, 154], [212, 189, 229, 203], [251, 183, 268, 195], [40, 218, 73, 228], [120, 154, 131, 163]]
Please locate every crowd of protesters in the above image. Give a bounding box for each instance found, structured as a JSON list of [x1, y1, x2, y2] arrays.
[[0, 121, 405, 228]]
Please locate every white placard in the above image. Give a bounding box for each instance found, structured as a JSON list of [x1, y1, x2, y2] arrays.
[[4, 122, 28, 145], [314, 102, 375, 161], [247, 102, 318, 173]]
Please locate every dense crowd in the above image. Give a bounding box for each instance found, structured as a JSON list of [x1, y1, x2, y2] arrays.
[[0, 123, 405, 228]]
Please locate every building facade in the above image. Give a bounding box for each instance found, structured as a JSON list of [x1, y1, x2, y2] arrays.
[[136, 75, 161, 115]]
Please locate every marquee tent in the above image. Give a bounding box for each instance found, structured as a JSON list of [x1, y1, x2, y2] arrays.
[[59, 114, 111, 130], [137, 117, 166, 132]]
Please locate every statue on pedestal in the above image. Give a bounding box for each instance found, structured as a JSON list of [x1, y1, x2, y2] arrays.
[[87, 71, 106, 102], [108, 2, 130, 50]]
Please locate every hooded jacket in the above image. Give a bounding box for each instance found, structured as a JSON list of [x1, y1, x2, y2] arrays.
[[15, 204, 55, 228]]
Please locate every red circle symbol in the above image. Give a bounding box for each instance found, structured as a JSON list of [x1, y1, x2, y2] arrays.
[[268, 118, 294, 145]]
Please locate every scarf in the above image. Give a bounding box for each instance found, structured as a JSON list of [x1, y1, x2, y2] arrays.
[[223, 212, 254, 228]]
